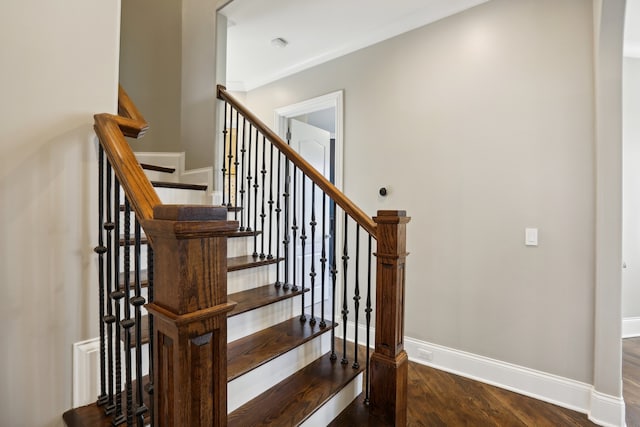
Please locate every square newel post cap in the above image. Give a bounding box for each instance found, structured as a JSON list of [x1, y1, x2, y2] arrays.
[[153, 205, 228, 221], [374, 210, 411, 224]]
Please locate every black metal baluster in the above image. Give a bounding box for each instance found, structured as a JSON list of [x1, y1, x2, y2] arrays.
[[252, 127, 260, 257], [111, 179, 125, 425], [122, 199, 135, 425], [291, 166, 298, 292], [330, 200, 338, 361], [309, 183, 317, 326], [227, 106, 234, 209], [104, 163, 115, 415], [365, 235, 373, 405], [282, 157, 290, 290], [267, 143, 274, 260], [259, 135, 267, 259], [245, 124, 253, 232], [352, 225, 361, 370], [341, 212, 349, 365], [319, 191, 327, 329], [221, 101, 228, 206], [234, 109, 240, 214], [146, 246, 155, 426], [275, 152, 282, 287], [239, 118, 247, 231], [95, 147, 108, 407], [132, 219, 147, 426], [300, 175, 307, 322]]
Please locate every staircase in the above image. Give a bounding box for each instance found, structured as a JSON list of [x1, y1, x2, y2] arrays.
[[62, 86, 410, 426]]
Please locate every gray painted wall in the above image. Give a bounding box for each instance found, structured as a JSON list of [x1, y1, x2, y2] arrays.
[[120, 0, 218, 170], [245, 0, 598, 383], [624, 57, 640, 318]]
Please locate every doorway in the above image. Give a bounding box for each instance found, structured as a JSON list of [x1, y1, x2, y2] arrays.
[[274, 91, 344, 311]]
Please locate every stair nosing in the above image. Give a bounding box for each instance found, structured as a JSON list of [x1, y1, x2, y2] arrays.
[[227, 255, 283, 272], [150, 180, 208, 191], [227, 317, 336, 382], [228, 284, 309, 317]]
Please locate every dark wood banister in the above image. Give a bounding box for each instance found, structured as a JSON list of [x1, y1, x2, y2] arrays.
[[94, 85, 160, 221], [217, 84, 378, 238]]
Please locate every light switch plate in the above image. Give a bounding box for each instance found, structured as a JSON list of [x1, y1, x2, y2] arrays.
[[525, 228, 538, 246]]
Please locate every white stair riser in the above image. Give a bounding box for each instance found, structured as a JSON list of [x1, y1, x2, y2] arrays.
[[154, 187, 209, 205], [228, 295, 301, 342], [227, 333, 331, 413], [227, 264, 278, 294], [228, 236, 253, 258]]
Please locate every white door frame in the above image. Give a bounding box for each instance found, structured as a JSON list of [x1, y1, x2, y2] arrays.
[[273, 90, 344, 192]]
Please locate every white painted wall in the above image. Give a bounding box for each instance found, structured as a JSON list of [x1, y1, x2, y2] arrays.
[[0, 1, 121, 425], [243, 0, 602, 386], [623, 57, 640, 318]]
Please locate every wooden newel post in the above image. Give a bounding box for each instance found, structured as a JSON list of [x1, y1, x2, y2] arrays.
[[370, 210, 410, 426], [142, 206, 238, 427]]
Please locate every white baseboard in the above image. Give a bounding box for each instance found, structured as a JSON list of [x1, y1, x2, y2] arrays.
[[343, 321, 625, 427], [623, 317, 640, 338], [73, 338, 101, 407]]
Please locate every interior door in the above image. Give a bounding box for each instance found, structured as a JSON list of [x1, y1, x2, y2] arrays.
[[288, 118, 331, 306]]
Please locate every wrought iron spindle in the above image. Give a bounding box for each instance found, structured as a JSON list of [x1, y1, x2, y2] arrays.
[[239, 118, 247, 231], [300, 174, 307, 322], [291, 166, 298, 292], [234, 109, 240, 215], [227, 105, 234, 208], [352, 224, 361, 370], [252, 127, 260, 257], [267, 144, 274, 260], [309, 183, 317, 326], [330, 200, 338, 361], [365, 235, 373, 404], [221, 101, 228, 206], [132, 219, 147, 426], [103, 163, 116, 414], [260, 135, 267, 259], [341, 212, 349, 365], [319, 191, 327, 329], [245, 124, 253, 232], [111, 178, 125, 425], [95, 147, 108, 406], [146, 246, 155, 426], [122, 199, 135, 425], [282, 158, 290, 290], [275, 152, 282, 286]]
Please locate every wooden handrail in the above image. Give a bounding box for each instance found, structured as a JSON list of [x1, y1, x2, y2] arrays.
[[217, 85, 377, 237], [94, 86, 161, 221]]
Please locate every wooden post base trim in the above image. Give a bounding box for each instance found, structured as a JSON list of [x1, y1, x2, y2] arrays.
[[146, 301, 237, 327], [369, 350, 409, 426]]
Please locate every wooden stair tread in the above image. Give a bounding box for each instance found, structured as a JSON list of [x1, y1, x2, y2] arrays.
[[140, 163, 175, 174], [228, 350, 364, 426], [150, 180, 207, 191], [227, 318, 335, 381], [118, 269, 149, 290], [118, 236, 148, 246], [228, 284, 308, 317], [63, 376, 152, 427], [226, 229, 262, 238], [227, 255, 283, 272]]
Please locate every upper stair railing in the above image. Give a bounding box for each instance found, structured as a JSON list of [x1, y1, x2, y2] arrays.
[[218, 85, 410, 425]]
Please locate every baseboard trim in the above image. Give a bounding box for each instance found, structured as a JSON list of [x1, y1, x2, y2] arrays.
[[72, 337, 101, 407], [344, 321, 625, 427], [623, 317, 640, 338]]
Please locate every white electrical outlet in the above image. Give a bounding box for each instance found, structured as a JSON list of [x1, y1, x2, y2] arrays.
[[417, 348, 433, 361]]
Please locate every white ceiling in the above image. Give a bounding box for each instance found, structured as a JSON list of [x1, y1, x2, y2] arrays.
[[221, 0, 640, 92], [220, 0, 490, 91]]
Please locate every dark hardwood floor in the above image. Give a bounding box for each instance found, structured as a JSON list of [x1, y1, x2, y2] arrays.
[[333, 338, 640, 426], [624, 337, 640, 427]]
